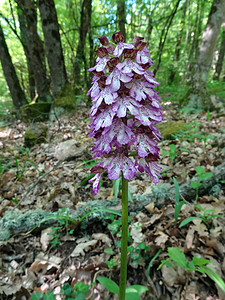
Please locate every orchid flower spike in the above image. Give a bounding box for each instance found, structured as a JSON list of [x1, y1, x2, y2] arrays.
[[88, 32, 163, 194]]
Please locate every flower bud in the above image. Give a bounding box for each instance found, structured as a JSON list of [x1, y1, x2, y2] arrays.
[[107, 57, 119, 71], [99, 36, 109, 46], [96, 47, 108, 58], [124, 49, 138, 60], [135, 41, 147, 51], [112, 32, 124, 44]]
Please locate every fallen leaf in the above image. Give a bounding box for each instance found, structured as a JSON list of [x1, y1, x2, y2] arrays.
[[71, 240, 98, 257]]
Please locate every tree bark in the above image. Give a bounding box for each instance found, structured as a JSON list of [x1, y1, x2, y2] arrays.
[[0, 23, 27, 112], [213, 25, 225, 80], [153, 0, 181, 75], [15, 0, 52, 103], [117, 0, 126, 40], [168, 0, 188, 84], [185, 0, 225, 110], [37, 0, 68, 97], [17, 8, 35, 100], [73, 0, 92, 90]]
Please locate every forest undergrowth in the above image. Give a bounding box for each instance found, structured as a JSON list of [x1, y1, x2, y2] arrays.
[[0, 84, 225, 300]]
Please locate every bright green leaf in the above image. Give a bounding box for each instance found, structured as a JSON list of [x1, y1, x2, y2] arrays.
[[43, 291, 56, 300], [125, 291, 140, 300], [97, 277, 119, 295], [190, 181, 201, 189], [167, 247, 189, 269], [179, 217, 201, 228], [192, 257, 210, 266], [31, 292, 44, 300], [126, 285, 148, 295]]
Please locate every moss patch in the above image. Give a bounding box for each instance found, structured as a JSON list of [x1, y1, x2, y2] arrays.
[[54, 83, 77, 110], [157, 120, 188, 140], [24, 124, 48, 147], [19, 102, 51, 123]]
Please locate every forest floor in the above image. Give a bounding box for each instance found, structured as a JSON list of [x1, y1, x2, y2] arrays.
[[0, 92, 225, 300]]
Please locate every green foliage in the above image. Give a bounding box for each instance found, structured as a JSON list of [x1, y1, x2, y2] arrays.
[[179, 204, 221, 228], [31, 282, 89, 300], [173, 177, 184, 224], [190, 166, 213, 201], [0, 146, 43, 181], [162, 143, 178, 160], [158, 247, 225, 292], [96, 277, 148, 300]]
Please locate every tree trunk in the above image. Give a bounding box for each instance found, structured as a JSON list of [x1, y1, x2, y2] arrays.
[[37, 0, 68, 97], [117, 0, 126, 40], [185, 0, 225, 110], [0, 23, 27, 112], [168, 0, 188, 84], [213, 25, 225, 80], [15, 0, 52, 103], [73, 0, 92, 90], [153, 0, 181, 75], [17, 8, 35, 100]]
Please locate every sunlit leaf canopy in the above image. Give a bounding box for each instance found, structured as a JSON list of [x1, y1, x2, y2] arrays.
[[0, 0, 222, 99]]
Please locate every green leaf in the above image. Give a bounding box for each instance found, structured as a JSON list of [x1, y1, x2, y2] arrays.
[[43, 291, 56, 300], [79, 173, 95, 186], [113, 177, 121, 203], [173, 177, 180, 205], [198, 266, 225, 292], [104, 248, 114, 255], [97, 277, 119, 295], [199, 172, 213, 180], [196, 166, 204, 176], [169, 144, 176, 152], [179, 217, 201, 228], [31, 292, 44, 300], [137, 242, 146, 250], [190, 181, 201, 189], [75, 294, 86, 300], [147, 249, 162, 283], [125, 291, 140, 300], [25, 161, 43, 175], [128, 188, 133, 202], [126, 285, 148, 295], [192, 257, 210, 266], [61, 283, 74, 295], [167, 247, 189, 269], [74, 282, 89, 294]]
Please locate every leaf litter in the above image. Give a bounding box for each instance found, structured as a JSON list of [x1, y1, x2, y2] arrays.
[[0, 103, 225, 299]]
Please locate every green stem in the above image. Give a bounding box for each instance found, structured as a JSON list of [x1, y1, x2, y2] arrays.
[[119, 176, 129, 300]]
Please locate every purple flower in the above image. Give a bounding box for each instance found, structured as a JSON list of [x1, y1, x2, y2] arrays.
[[88, 32, 163, 194], [134, 134, 159, 158], [117, 59, 145, 75], [91, 106, 115, 131], [136, 158, 161, 184], [113, 43, 134, 57], [106, 68, 133, 92], [112, 96, 142, 118], [102, 119, 134, 145], [107, 154, 136, 181], [90, 86, 118, 116], [126, 79, 155, 101]]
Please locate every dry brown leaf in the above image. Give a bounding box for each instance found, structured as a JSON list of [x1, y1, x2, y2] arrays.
[[71, 240, 98, 257], [130, 222, 144, 244], [155, 232, 169, 246], [185, 226, 195, 251], [92, 233, 112, 247], [192, 219, 209, 237], [40, 227, 54, 251]]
